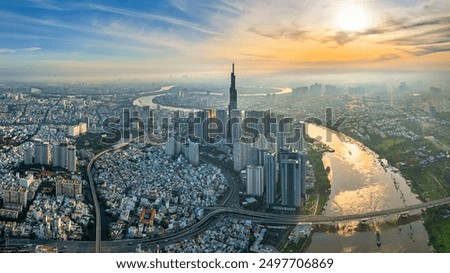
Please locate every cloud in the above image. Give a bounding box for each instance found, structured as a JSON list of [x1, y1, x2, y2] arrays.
[[0, 47, 41, 54], [337, 11, 450, 53], [239, 52, 276, 60], [0, 10, 83, 34], [89, 20, 197, 54], [169, 0, 190, 13], [411, 45, 450, 56], [26, 0, 67, 11], [23, 47, 42, 52], [321, 31, 358, 46], [85, 4, 217, 35], [374, 53, 401, 61], [382, 15, 450, 32], [334, 32, 359, 46], [383, 25, 450, 46], [169, 0, 243, 17], [248, 26, 309, 41], [0, 48, 16, 54]]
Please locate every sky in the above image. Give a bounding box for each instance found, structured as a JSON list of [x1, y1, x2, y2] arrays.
[[0, 0, 449, 83]]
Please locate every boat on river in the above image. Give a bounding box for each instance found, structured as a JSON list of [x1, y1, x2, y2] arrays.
[[376, 231, 381, 246]]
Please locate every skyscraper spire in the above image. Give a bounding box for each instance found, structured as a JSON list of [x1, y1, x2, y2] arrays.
[[228, 63, 237, 112], [228, 63, 238, 142]]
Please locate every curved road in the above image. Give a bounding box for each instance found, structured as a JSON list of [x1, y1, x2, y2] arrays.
[[87, 148, 110, 253], [87, 140, 141, 253], [85, 141, 240, 253]]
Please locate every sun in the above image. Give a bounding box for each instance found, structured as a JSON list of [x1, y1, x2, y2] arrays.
[[335, 4, 371, 32]]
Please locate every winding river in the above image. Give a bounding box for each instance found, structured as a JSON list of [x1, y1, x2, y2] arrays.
[[305, 124, 430, 252]]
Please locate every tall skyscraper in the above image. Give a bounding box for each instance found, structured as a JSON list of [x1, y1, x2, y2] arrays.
[[251, 147, 266, 166], [24, 146, 33, 165], [245, 110, 265, 143], [34, 140, 50, 165], [193, 109, 217, 144], [264, 152, 276, 207], [228, 63, 237, 140], [276, 131, 286, 161], [280, 158, 302, 210], [292, 122, 305, 152], [202, 108, 217, 143], [188, 140, 199, 166], [34, 140, 42, 164], [246, 165, 264, 196], [233, 140, 251, 171], [279, 146, 305, 211], [216, 108, 227, 141], [52, 142, 68, 168], [165, 134, 176, 157], [228, 63, 237, 112], [67, 145, 77, 172], [230, 109, 243, 144], [326, 107, 333, 129]]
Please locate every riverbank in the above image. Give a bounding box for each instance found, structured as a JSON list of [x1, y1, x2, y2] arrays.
[[305, 143, 332, 215], [344, 131, 450, 252]]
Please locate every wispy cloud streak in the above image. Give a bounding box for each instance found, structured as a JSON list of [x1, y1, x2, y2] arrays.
[[85, 4, 217, 35]]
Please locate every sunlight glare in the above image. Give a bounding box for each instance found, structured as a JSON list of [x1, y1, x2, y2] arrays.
[[335, 4, 371, 32]]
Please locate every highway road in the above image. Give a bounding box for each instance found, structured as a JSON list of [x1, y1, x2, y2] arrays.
[[205, 196, 450, 224], [87, 148, 109, 253], [129, 195, 450, 250], [4, 195, 450, 252]]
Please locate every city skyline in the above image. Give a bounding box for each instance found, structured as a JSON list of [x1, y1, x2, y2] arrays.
[[0, 0, 450, 83]]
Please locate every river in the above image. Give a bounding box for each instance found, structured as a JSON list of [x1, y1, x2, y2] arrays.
[[304, 124, 430, 252], [133, 85, 203, 111], [133, 86, 292, 110]]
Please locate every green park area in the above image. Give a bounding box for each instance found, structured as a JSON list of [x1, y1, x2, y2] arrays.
[[282, 236, 311, 253], [369, 137, 449, 200], [306, 143, 331, 215]]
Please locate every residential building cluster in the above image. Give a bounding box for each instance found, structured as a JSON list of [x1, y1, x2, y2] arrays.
[[165, 135, 199, 166], [0, 143, 28, 171], [24, 193, 92, 240], [342, 96, 449, 168], [68, 122, 88, 137], [412, 145, 447, 166], [163, 217, 253, 253], [0, 173, 38, 220], [0, 171, 92, 240], [24, 139, 78, 172], [343, 98, 420, 141], [0, 124, 37, 144], [0, 95, 52, 125], [94, 143, 228, 239]]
